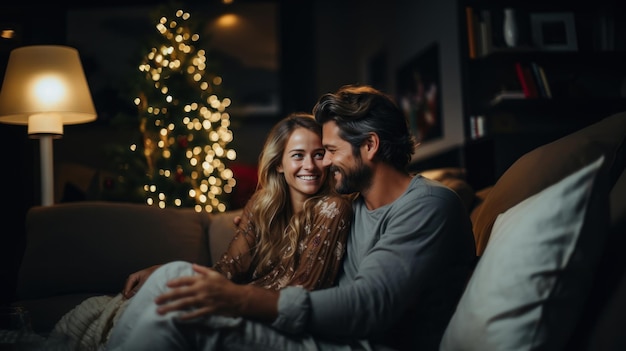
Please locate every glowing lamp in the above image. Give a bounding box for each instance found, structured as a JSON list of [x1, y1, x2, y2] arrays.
[[0, 45, 97, 205]]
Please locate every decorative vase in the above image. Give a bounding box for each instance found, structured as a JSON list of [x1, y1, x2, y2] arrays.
[[503, 8, 518, 48]]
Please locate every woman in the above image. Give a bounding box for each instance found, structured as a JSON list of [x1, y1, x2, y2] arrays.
[[51, 113, 352, 349], [210, 112, 352, 290]]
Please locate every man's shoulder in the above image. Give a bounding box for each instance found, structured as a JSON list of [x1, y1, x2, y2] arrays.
[[385, 176, 468, 220], [408, 175, 461, 201]]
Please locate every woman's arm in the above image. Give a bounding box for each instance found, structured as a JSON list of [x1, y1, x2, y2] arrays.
[[211, 202, 258, 283], [289, 195, 352, 290]]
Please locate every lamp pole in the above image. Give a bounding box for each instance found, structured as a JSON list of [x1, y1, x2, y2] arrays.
[[39, 135, 54, 206], [28, 113, 63, 206]]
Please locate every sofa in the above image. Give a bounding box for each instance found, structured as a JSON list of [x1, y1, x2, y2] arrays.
[[11, 111, 626, 350], [13, 203, 242, 335]]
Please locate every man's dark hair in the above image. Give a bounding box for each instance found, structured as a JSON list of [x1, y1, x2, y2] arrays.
[[313, 84, 417, 171]]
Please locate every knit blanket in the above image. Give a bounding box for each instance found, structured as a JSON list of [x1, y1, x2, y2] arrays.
[[48, 293, 130, 351]]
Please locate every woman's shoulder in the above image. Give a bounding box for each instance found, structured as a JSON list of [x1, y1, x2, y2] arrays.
[[316, 194, 353, 214]]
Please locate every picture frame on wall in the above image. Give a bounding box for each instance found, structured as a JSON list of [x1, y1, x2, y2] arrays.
[[530, 12, 578, 51], [396, 42, 443, 144]]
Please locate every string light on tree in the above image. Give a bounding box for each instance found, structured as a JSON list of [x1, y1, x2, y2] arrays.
[[134, 7, 237, 212]]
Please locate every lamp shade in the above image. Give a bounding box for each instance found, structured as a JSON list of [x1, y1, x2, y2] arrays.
[[0, 45, 97, 130]]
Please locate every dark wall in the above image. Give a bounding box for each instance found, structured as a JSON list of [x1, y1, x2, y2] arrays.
[[279, 0, 317, 114], [0, 5, 68, 304]]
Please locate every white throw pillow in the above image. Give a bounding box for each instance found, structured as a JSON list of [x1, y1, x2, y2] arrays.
[[440, 155, 608, 351]]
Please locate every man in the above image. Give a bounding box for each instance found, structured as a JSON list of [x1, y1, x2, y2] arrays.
[[106, 84, 476, 350]]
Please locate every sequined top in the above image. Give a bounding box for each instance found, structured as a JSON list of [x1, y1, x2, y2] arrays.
[[212, 195, 352, 291]]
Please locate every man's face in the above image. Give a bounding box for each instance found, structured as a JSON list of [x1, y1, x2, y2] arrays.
[[322, 121, 372, 194]]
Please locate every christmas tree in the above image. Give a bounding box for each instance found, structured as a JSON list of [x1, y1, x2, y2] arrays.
[[102, 4, 237, 213]]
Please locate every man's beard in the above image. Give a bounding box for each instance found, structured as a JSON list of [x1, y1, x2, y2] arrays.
[[331, 158, 372, 194]]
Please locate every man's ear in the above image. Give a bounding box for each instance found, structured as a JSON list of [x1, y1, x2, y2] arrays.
[[362, 132, 379, 161]]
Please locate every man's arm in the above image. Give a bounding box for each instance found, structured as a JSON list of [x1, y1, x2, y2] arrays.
[[274, 184, 475, 339], [154, 264, 280, 323]]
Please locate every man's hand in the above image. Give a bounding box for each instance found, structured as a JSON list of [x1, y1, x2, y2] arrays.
[[122, 264, 162, 299], [154, 264, 241, 320], [155, 264, 279, 323]]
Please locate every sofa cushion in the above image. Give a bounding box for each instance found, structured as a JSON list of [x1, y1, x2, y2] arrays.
[[471, 112, 626, 256], [564, 168, 626, 350], [609, 168, 626, 232], [440, 155, 609, 350], [17, 201, 212, 300], [581, 259, 626, 351]]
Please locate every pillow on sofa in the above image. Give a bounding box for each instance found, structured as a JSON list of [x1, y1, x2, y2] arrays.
[[471, 112, 626, 255], [440, 155, 609, 350]]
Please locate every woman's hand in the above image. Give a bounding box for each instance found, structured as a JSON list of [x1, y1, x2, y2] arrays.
[[122, 264, 162, 299], [154, 264, 279, 322]]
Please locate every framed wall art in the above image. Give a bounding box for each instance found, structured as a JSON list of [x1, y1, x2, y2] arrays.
[[530, 12, 578, 51], [396, 42, 443, 143]]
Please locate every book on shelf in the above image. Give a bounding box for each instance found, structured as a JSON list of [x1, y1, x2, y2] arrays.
[[478, 10, 492, 57], [469, 115, 487, 139], [465, 7, 477, 59], [514, 62, 539, 98], [530, 62, 552, 98], [465, 6, 494, 58], [529, 62, 547, 98], [490, 90, 526, 105], [538, 66, 552, 98]]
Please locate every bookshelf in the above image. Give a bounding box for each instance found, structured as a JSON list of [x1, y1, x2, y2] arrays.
[[459, 0, 626, 188]]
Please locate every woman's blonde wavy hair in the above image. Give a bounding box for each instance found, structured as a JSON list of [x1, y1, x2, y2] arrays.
[[248, 113, 335, 272]]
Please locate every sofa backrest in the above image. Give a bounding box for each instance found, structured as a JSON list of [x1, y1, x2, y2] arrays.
[[16, 201, 240, 300]]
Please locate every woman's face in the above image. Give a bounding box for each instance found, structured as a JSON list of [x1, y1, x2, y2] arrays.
[[277, 127, 327, 209]]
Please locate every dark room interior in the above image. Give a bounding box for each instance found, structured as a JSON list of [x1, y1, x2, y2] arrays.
[[1, 1, 625, 348]]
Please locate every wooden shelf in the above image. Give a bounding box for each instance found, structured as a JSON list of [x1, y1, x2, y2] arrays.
[[459, 0, 625, 185], [487, 97, 626, 114]]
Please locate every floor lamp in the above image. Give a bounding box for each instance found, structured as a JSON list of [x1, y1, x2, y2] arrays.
[[0, 45, 96, 206]]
